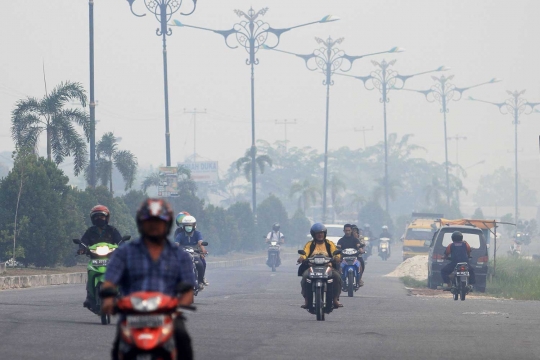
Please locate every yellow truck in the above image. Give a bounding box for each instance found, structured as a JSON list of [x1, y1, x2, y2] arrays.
[[401, 213, 442, 262]]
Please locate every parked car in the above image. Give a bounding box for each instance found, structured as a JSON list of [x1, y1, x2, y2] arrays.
[[427, 224, 489, 292]]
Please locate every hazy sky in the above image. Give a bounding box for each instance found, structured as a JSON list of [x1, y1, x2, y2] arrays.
[[1, 0, 540, 211]]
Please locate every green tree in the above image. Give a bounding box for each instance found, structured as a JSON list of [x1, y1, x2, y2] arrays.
[[226, 202, 257, 250], [474, 167, 538, 207], [11, 81, 90, 175], [121, 190, 147, 217], [289, 179, 320, 213], [288, 209, 311, 246], [95, 132, 138, 193], [0, 155, 76, 267], [235, 148, 272, 181], [358, 201, 394, 235], [472, 208, 485, 219], [257, 194, 289, 242]]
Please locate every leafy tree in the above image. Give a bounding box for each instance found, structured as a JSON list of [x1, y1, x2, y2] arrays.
[[0, 155, 76, 267], [358, 201, 394, 235], [11, 81, 90, 175], [288, 209, 311, 246], [472, 208, 485, 219], [474, 167, 537, 207], [121, 190, 147, 217], [226, 202, 257, 250], [257, 194, 289, 240], [235, 147, 272, 181], [94, 132, 138, 193], [289, 179, 320, 213]]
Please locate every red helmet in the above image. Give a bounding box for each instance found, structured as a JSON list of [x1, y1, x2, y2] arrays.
[[136, 198, 174, 234], [90, 205, 110, 225]]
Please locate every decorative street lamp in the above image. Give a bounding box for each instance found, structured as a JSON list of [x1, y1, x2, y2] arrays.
[[172, 8, 338, 213], [404, 75, 500, 205], [469, 90, 540, 226], [125, 0, 198, 167], [340, 60, 448, 213], [264, 37, 401, 221]]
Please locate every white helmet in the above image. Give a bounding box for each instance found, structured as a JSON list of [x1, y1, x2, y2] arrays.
[[382, 225, 388, 230], [181, 215, 197, 234]]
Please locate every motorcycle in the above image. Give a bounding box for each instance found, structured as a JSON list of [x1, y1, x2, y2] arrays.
[[508, 240, 522, 257], [180, 241, 208, 296], [266, 237, 282, 272], [73, 235, 131, 324], [444, 262, 471, 301], [114, 283, 196, 359], [298, 249, 341, 321], [363, 237, 372, 261], [340, 248, 361, 297], [379, 237, 391, 260]]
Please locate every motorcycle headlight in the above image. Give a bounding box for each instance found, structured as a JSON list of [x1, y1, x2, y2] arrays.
[[313, 257, 326, 265], [364, 237, 369, 241], [130, 296, 162, 312], [270, 241, 278, 246], [91, 246, 114, 256]]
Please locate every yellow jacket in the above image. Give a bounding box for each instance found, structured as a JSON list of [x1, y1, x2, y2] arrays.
[[299, 239, 338, 260]]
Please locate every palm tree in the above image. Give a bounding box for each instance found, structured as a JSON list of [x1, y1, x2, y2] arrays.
[[95, 132, 137, 193], [235, 148, 272, 181], [141, 165, 192, 193], [11, 81, 90, 175], [290, 179, 320, 213], [424, 175, 445, 208], [371, 178, 401, 203]]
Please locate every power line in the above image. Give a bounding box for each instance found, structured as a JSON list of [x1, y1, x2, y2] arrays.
[[275, 119, 297, 150], [184, 108, 206, 161], [354, 126, 374, 149]]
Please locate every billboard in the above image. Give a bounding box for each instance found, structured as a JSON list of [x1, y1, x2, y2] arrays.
[[158, 166, 179, 197], [178, 161, 218, 183]]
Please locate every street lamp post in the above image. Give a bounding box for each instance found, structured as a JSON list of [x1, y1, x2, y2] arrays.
[[125, 0, 198, 167], [88, 0, 96, 187], [265, 38, 400, 221], [341, 60, 447, 213], [469, 90, 540, 226], [404, 75, 500, 205], [172, 8, 337, 213]]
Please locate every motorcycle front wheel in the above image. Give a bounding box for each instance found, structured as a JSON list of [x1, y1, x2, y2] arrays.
[[348, 272, 354, 297], [315, 287, 324, 321]]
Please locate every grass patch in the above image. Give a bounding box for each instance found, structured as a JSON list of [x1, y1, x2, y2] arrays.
[[486, 258, 540, 300], [400, 276, 427, 288]]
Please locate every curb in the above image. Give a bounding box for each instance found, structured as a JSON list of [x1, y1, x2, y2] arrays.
[[0, 252, 298, 290], [0, 272, 87, 290]]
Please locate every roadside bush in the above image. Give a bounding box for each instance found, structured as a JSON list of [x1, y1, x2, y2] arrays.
[[487, 258, 540, 300]]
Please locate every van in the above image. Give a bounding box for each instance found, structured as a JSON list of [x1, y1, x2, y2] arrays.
[[427, 224, 489, 292], [402, 216, 439, 261]]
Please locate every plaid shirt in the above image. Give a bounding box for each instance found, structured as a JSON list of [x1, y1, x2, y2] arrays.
[[105, 238, 196, 296]]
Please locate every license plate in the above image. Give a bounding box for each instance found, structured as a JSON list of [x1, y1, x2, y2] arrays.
[[456, 271, 469, 276], [91, 259, 108, 266], [127, 315, 164, 328]]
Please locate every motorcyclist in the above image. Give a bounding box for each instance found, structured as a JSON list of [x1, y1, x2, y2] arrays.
[[298, 223, 343, 310], [363, 223, 374, 254], [79, 205, 123, 309], [378, 225, 393, 253], [174, 211, 191, 238], [337, 224, 365, 288], [441, 231, 476, 289], [175, 215, 208, 289], [351, 224, 366, 285], [101, 198, 196, 360], [266, 222, 284, 267]]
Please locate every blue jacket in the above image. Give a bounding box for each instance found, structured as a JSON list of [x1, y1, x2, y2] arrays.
[[175, 230, 203, 246]]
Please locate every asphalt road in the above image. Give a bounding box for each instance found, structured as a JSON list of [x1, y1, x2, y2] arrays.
[[1, 252, 540, 360]]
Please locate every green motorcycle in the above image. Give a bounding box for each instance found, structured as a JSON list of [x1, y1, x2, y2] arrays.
[[73, 236, 130, 325]]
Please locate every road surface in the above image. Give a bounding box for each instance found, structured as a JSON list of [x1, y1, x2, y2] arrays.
[[1, 251, 539, 359]]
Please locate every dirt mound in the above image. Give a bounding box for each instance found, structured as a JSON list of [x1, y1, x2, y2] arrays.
[[385, 255, 428, 280]]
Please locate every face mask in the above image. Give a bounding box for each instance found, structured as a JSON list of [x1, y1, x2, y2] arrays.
[[184, 226, 193, 233], [146, 235, 164, 244], [95, 218, 107, 227]]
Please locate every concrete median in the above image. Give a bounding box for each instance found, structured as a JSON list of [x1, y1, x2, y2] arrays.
[[0, 252, 299, 290]]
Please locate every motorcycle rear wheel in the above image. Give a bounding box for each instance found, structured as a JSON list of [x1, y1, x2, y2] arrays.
[[347, 272, 354, 297], [460, 282, 467, 301]]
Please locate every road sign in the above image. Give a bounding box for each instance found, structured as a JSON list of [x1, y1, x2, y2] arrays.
[[158, 166, 179, 197], [178, 161, 218, 183]]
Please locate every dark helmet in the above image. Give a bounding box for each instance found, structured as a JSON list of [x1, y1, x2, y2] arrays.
[[272, 223, 280, 231], [451, 231, 463, 242], [90, 205, 110, 225], [310, 223, 327, 239], [136, 198, 174, 235]]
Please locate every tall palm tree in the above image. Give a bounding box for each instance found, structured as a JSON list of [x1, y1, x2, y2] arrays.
[[95, 132, 137, 193], [11, 81, 90, 175], [290, 179, 320, 213], [235, 148, 272, 182]]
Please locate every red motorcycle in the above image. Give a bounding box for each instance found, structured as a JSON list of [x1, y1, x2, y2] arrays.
[[114, 287, 195, 359]]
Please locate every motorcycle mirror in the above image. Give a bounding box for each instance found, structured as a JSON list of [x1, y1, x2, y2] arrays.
[[333, 250, 342, 256], [122, 235, 131, 241], [298, 250, 306, 256], [201, 241, 208, 246], [72, 239, 81, 244]]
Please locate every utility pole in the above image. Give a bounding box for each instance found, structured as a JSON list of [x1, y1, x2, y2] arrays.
[[275, 119, 296, 150], [447, 134, 467, 165], [354, 126, 373, 149], [183, 108, 206, 161]]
